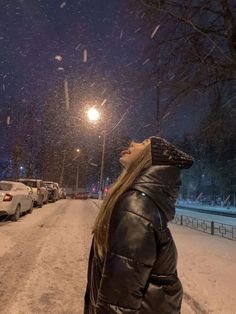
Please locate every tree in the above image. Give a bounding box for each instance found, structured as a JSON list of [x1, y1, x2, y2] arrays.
[[128, 0, 236, 202], [129, 0, 236, 120], [11, 143, 23, 180]]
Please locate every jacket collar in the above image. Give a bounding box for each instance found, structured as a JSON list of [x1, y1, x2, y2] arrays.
[[131, 165, 181, 221]]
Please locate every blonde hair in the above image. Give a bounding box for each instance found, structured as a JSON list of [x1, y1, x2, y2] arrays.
[[93, 142, 152, 259]]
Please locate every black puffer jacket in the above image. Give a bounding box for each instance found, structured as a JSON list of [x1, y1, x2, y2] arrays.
[[84, 165, 183, 314]]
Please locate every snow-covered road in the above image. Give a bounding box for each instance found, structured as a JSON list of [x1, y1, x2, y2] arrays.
[[0, 199, 235, 314], [0, 199, 94, 314]]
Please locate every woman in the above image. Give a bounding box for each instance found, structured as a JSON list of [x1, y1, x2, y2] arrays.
[[84, 136, 193, 314]]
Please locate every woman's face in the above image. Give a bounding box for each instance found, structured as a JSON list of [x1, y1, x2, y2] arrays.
[[119, 139, 150, 168]]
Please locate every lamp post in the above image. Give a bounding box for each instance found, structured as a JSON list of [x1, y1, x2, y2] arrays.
[[59, 150, 66, 187], [55, 55, 70, 111], [55, 55, 70, 186], [99, 129, 106, 199], [75, 148, 80, 195], [87, 107, 106, 199]]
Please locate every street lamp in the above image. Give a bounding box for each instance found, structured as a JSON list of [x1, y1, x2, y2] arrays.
[[87, 107, 106, 200], [55, 54, 91, 188], [55, 55, 70, 187], [87, 107, 100, 122], [75, 148, 81, 195]]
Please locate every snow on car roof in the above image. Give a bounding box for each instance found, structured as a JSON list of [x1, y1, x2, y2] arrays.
[[19, 178, 41, 181], [0, 181, 26, 188]]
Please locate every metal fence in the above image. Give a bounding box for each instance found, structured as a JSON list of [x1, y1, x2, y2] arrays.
[[172, 214, 236, 241]]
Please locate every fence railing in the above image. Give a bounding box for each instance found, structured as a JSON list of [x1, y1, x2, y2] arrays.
[[172, 214, 236, 241]]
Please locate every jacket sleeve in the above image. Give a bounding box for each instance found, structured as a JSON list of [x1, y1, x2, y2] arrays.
[[84, 239, 94, 314], [96, 198, 157, 313]]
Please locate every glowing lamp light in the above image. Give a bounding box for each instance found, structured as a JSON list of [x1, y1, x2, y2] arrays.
[[87, 107, 100, 122], [55, 55, 63, 61]]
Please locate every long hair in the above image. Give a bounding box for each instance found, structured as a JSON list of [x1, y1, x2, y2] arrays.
[[93, 142, 152, 259]]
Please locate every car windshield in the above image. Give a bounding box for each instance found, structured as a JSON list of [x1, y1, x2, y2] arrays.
[[0, 183, 12, 191], [44, 183, 54, 188], [20, 181, 37, 188]]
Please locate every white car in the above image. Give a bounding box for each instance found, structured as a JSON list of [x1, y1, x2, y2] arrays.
[[0, 181, 34, 221], [18, 179, 48, 207], [43, 181, 59, 202]]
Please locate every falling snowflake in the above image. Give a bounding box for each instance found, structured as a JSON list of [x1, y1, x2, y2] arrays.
[[83, 49, 88, 62], [162, 112, 170, 120], [60, 2, 66, 9], [142, 58, 150, 65], [55, 55, 63, 61], [75, 43, 81, 50], [6, 116, 10, 125], [151, 25, 160, 39], [101, 99, 107, 106], [2, 75, 6, 92], [120, 30, 123, 39], [134, 27, 141, 34]]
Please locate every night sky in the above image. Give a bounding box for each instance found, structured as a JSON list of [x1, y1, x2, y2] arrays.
[[0, 0, 201, 161]]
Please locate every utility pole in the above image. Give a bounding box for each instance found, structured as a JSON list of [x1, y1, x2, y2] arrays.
[[75, 148, 80, 195], [64, 78, 70, 111], [55, 56, 71, 186], [59, 150, 66, 186], [75, 159, 79, 195], [99, 130, 106, 200]]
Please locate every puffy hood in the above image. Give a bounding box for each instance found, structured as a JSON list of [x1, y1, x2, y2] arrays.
[[131, 165, 181, 221]]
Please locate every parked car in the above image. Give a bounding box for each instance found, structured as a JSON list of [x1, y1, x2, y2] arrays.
[[88, 192, 99, 199], [0, 181, 34, 221], [59, 188, 67, 199], [43, 181, 59, 202], [74, 192, 89, 200], [18, 179, 48, 207]]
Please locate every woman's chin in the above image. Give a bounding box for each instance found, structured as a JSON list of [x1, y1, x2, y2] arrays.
[[119, 157, 126, 167]]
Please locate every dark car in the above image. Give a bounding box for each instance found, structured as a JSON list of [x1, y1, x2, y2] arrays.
[[44, 181, 59, 202], [74, 192, 89, 200], [88, 192, 99, 199], [60, 188, 67, 199]]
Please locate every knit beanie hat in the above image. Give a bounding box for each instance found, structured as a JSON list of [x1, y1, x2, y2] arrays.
[[150, 136, 194, 169]]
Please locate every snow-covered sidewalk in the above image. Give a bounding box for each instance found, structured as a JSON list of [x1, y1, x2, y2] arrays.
[[171, 223, 236, 314]]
